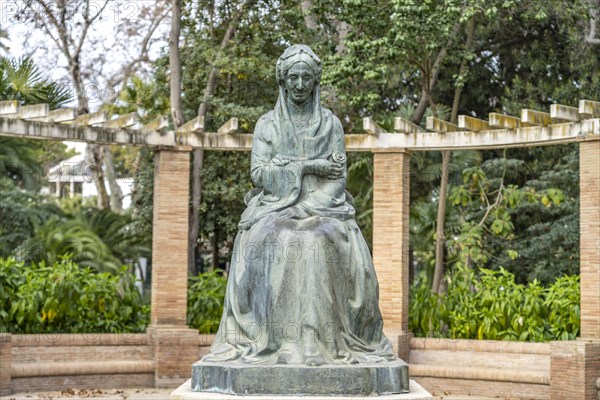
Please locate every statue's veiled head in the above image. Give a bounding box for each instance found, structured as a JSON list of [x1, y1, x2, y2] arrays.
[[276, 45, 322, 105]]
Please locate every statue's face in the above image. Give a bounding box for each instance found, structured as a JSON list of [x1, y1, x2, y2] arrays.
[[285, 62, 317, 104]]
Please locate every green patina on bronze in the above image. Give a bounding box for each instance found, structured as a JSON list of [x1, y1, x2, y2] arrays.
[[193, 44, 408, 395]]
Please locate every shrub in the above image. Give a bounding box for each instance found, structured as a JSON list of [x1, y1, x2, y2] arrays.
[[0, 257, 149, 333], [187, 270, 227, 333], [409, 266, 579, 341], [1, 256, 229, 335]]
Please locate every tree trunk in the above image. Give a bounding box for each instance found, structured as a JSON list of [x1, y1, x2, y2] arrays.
[[410, 19, 462, 125], [431, 150, 450, 293], [189, 148, 204, 274], [410, 48, 447, 125], [85, 144, 110, 209], [169, 0, 184, 128], [432, 17, 476, 293], [450, 17, 476, 123], [68, 33, 116, 210], [189, 0, 253, 273], [23, 0, 127, 211], [587, 5, 600, 45], [301, 0, 317, 30], [169, 0, 196, 275], [103, 146, 123, 212], [211, 230, 219, 269], [69, 62, 89, 115]]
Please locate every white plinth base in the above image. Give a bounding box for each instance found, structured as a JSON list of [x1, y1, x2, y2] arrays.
[[171, 379, 433, 399]]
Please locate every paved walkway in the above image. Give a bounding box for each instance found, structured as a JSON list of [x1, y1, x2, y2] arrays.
[[0, 388, 522, 400]]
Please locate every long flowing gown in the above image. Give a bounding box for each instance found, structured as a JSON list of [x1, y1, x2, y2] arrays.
[[203, 101, 395, 366]]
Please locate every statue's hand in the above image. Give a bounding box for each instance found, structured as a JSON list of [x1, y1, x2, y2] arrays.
[[309, 159, 344, 180], [272, 154, 292, 167]]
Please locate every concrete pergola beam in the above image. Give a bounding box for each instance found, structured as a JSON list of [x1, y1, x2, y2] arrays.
[[550, 104, 580, 122], [394, 117, 424, 134], [363, 117, 386, 135], [426, 116, 459, 132], [458, 115, 491, 131], [489, 113, 529, 129], [142, 116, 170, 132], [217, 117, 239, 134], [521, 109, 552, 126], [2, 117, 599, 151], [1, 104, 50, 119], [177, 115, 204, 133], [579, 99, 600, 118]]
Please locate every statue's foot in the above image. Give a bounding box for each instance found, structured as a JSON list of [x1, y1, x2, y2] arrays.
[[304, 353, 327, 366], [303, 344, 327, 366], [275, 351, 293, 364]]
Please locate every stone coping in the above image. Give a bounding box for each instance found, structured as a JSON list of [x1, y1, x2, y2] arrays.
[[172, 379, 433, 399]]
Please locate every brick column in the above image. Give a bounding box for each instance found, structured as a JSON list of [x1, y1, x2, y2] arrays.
[[151, 149, 191, 325], [570, 138, 600, 400], [372, 149, 410, 338], [149, 149, 198, 387], [580, 139, 600, 340], [550, 340, 600, 400], [0, 333, 11, 395]]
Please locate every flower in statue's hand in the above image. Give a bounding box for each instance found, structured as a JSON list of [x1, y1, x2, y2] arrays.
[[331, 151, 346, 165]]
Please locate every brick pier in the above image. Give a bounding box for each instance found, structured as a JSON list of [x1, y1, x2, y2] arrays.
[[372, 149, 411, 358], [149, 149, 199, 387]]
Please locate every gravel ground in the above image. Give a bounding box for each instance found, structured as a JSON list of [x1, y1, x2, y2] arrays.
[[0, 388, 521, 400]]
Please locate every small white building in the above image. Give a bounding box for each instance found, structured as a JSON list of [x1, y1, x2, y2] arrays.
[[46, 152, 134, 209]]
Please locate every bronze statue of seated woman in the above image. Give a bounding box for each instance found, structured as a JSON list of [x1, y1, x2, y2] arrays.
[[202, 44, 395, 367]]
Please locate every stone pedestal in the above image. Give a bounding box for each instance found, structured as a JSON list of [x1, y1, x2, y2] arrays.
[[191, 360, 408, 396], [172, 379, 433, 399]]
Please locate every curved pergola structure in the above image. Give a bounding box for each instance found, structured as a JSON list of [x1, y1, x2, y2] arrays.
[[0, 99, 598, 398]]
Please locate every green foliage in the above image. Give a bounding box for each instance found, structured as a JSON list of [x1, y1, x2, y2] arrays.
[[0, 257, 149, 333], [0, 55, 75, 202], [198, 152, 253, 266], [128, 148, 155, 251], [0, 137, 74, 192], [409, 266, 580, 341], [408, 150, 569, 284], [179, 0, 306, 130], [17, 207, 149, 273], [345, 152, 373, 246], [495, 146, 580, 284], [105, 76, 170, 120], [187, 270, 227, 333], [0, 183, 62, 258], [0, 57, 71, 107], [1, 255, 229, 334]]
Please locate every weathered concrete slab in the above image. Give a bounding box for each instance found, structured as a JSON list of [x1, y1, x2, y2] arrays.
[[191, 360, 409, 396]]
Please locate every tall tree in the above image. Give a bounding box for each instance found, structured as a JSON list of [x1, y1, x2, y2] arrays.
[[432, 15, 477, 293], [187, 0, 261, 272], [170, 0, 184, 129], [14, 0, 169, 211]]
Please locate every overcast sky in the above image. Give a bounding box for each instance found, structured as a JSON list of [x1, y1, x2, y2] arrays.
[[1, 0, 170, 154], [1, 0, 170, 111]]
